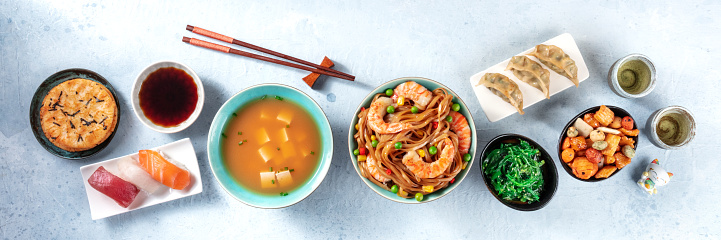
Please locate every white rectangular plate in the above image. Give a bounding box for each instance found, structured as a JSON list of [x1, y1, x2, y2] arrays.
[[80, 138, 203, 220], [469, 33, 589, 122]]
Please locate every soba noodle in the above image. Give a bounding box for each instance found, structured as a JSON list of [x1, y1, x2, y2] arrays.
[[354, 88, 464, 198]]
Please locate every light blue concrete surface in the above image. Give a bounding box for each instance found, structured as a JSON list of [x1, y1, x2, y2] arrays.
[[1, 0, 720, 239]]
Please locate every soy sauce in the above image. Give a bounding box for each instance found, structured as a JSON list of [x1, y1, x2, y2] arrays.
[[139, 67, 198, 127]]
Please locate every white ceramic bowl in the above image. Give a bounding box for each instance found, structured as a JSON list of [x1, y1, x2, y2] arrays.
[[131, 61, 204, 133]]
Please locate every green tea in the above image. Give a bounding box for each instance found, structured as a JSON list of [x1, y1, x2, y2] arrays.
[[656, 113, 689, 146], [617, 60, 651, 94]]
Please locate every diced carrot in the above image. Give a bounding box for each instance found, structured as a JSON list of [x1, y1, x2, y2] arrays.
[[561, 148, 575, 163], [621, 116, 634, 130], [619, 135, 635, 148], [594, 105, 615, 127], [619, 128, 639, 136], [562, 137, 571, 150], [570, 136, 588, 151], [584, 113, 601, 128], [614, 152, 632, 169], [601, 134, 621, 156]]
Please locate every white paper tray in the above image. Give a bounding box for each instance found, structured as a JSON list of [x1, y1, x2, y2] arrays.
[[80, 138, 203, 220], [469, 33, 590, 122]]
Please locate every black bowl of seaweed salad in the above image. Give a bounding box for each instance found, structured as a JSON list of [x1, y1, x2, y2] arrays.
[[480, 134, 558, 211]]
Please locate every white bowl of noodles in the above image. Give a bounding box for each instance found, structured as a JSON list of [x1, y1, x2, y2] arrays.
[[348, 77, 477, 203]]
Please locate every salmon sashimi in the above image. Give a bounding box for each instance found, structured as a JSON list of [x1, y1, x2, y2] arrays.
[[138, 150, 190, 190], [88, 166, 140, 208]]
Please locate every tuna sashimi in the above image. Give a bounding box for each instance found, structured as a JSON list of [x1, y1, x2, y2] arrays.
[[88, 166, 140, 208], [138, 150, 190, 190]]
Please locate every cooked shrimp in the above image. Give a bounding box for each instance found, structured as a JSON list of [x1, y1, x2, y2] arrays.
[[394, 81, 433, 110], [449, 111, 471, 155], [366, 155, 389, 183], [402, 138, 455, 178], [367, 97, 410, 134]]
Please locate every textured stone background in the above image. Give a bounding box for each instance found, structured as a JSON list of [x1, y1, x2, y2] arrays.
[[1, 0, 720, 239]]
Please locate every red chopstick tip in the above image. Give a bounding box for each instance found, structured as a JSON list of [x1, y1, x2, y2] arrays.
[[182, 37, 191, 43], [186, 25, 194, 31]]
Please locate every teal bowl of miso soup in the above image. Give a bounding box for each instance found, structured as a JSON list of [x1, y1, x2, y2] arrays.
[[607, 53, 657, 98], [207, 83, 333, 208]]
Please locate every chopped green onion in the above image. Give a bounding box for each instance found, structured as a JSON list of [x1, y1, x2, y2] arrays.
[[286, 124, 290, 128], [221, 133, 227, 138], [270, 167, 273, 171], [238, 131, 242, 135], [311, 151, 315, 155], [244, 139, 248, 142], [277, 147, 280, 151], [232, 112, 237, 117], [261, 95, 267, 100], [452, 103, 461, 112], [289, 169, 295, 172], [275, 96, 284, 101], [271, 180, 275, 184], [238, 141, 243, 145], [285, 167, 288, 170], [411, 106, 419, 113]]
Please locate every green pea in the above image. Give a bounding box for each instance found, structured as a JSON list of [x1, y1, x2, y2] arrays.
[[371, 140, 379, 148], [353, 149, 359, 155], [428, 146, 438, 155], [391, 185, 399, 193], [394, 142, 402, 149], [385, 89, 394, 96], [415, 193, 424, 202], [463, 153, 471, 162], [410, 106, 419, 113], [386, 105, 395, 114], [452, 103, 461, 112], [446, 115, 453, 122]]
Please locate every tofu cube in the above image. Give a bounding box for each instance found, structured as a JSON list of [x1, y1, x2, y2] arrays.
[[260, 172, 277, 188], [260, 110, 270, 120], [278, 128, 289, 143], [257, 128, 270, 145], [280, 141, 297, 159], [277, 111, 293, 125], [258, 144, 276, 163], [275, 170, 293, 187]]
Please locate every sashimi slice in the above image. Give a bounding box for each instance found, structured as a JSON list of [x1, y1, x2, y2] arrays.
[[117, 156, 163, 193], [88, 166, 140, 208], [138, 150, 191, 190]]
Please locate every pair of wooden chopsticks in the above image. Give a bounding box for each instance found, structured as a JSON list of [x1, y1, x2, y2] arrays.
[[182, 25, 355, 84]]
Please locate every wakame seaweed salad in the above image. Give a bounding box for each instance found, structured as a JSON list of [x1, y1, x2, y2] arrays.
[[483, 139, 545, 203]]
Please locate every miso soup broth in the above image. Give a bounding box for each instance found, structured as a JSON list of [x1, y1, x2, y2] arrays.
[[222, 96, 321, 195]]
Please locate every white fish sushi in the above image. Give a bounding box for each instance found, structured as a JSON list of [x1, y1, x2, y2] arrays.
[[117, 156, 163, 193]]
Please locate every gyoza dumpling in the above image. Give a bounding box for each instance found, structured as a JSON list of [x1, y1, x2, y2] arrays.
[[527, 44, 579, 87], [505, 56, 551, 99], [476, 73, 524, 115]]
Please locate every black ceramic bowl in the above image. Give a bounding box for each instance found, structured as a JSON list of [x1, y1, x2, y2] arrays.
[[480, 134, 558, 211], [29, 68, 121, 159], [557, 105, 639, 182]]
